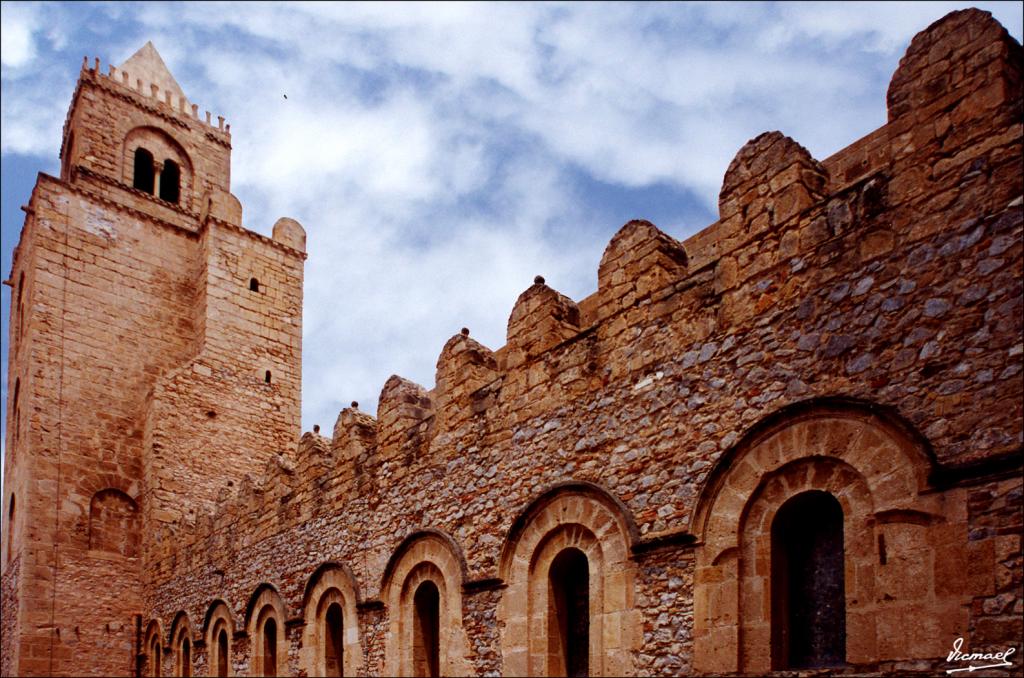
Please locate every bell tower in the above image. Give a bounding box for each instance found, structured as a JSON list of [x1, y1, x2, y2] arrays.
[[1, 43, 306, 676]]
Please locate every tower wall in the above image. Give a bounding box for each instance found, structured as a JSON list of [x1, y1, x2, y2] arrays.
[[1, 50, 304, 677]]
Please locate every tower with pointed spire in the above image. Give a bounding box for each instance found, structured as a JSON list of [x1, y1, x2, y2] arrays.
[[1, 43, 307, 676]]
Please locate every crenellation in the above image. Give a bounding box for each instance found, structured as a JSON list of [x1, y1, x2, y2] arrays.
[[4, 10, 1023, 677]]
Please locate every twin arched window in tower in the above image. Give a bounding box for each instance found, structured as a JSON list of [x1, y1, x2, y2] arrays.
[[125, 127, 190, 206], [133, 147, 181, 203]]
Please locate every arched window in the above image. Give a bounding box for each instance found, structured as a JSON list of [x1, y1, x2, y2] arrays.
[[206, 601, 235, 677], [498, 487, 637, 676], [133, 147, 155, 194], [144, 620, 163, 677], [771, 490, 846, 669], [413, 581, 440, 678], [381, 533, 470, 676], [548, 548, 589, 677], [160, 159, 181, 203], [249, 277, 260, 292], [248, 586, 287, 677], [301, 564, 360, 677], [324, 603, 344, 677], [170, 614, 194, 678], [217, 627, 230, 677]]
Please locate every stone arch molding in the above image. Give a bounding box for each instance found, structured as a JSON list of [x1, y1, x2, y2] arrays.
[[691, 401, 967, 674], [245, 584, 289, 677], [300, 563, 363, 677], [381, 530, 471, 677], [498, 483, 641, 677], [203, 600, 236, 677], [122, 125, 194, 205]]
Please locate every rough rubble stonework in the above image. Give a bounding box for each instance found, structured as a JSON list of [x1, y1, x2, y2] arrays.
[[2, 9, 1022, 678]]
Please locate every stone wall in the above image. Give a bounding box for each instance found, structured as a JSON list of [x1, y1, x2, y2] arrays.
[[139, 8, 1021, 677], [2, 7, 1021, 677], [1, 47, 305, 676]]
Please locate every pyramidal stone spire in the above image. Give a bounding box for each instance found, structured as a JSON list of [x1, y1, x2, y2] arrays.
[[118, 41, 186, 100]]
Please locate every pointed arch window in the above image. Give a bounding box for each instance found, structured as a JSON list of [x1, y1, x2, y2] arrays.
[[771, 490, 846, 669], [133, 147, 155, 194]]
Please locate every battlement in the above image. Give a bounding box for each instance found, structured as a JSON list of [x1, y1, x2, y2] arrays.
[[69, 48, 231, 145], [4, 9, 1021, 677], [147, 8, 1022, 582]]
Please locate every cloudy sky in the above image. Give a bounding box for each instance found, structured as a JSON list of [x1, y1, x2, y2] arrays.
[[1, 1, 1021, 455]]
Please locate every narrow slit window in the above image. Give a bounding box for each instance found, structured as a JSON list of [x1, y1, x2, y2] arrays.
[[12, 378, 19, 444], [6, 495, 14, 563], [250, 278, 260, 292], [133, 148, 155, 194], [265, 370, 272, 384], [160, 159, 181, 203]]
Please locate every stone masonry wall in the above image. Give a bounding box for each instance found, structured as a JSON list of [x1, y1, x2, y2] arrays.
[[1, 49, 305, 676], [140, 8, 1022, 677], [2, 8, 1021, 677]]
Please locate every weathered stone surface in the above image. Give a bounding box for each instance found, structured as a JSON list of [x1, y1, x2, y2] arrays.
[[2, 9, 1022, 678]]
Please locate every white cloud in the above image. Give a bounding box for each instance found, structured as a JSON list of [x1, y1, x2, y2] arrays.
[[1, 1, 1022, 435], [0, 2, 38, 67]]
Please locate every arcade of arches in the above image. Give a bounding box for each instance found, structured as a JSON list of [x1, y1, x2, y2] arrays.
[[142, 407, 987, 676]]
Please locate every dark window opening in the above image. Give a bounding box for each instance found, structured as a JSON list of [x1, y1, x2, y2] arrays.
[[133, 148, 155, 194], [16, 272, 24, 337], [325, 602, 344, 677], [249, 278, 260, 292], [263, 618, 278, 677], [6, 495, 14, 563], [771, 490, 846, 670], [160, 159, 181, 203], [549, 547, 589, 677], [413, 580, 440, 678], [181, 637, 191, 677], [12, 378, 19, 444], [264, 370, 272, 384], [217, 628, 229, 677]]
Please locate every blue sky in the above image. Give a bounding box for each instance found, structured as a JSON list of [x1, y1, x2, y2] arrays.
[[2, 1, 1022, 467]]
